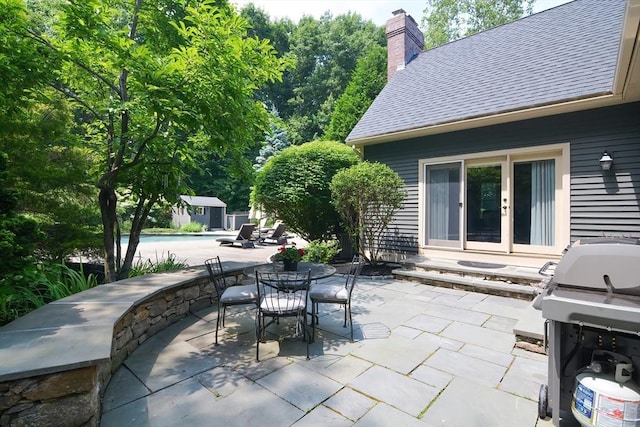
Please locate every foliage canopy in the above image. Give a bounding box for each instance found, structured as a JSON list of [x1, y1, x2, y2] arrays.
[[422, 0, 535, 49], [15, 0, 290, 281], [252, 141, 359, 241], [331, 162, 406, 266]]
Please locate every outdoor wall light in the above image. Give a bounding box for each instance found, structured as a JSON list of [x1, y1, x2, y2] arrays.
[[599, 151, 613, 171]]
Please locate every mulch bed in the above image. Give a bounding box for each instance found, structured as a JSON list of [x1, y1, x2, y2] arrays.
[[332, 260, 398, 277]]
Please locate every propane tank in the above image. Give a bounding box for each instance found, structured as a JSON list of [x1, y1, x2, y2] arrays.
[[572, 350, 640, 427]]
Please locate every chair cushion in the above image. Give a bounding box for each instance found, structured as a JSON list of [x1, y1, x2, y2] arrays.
[[260, 292, 306, 314], [220, 285, 258, 304], [309, 284, 348, 302]]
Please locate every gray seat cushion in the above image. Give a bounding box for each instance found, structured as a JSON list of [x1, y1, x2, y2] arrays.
[[220, 285, 258, 304], [309, 284, 348, 303]]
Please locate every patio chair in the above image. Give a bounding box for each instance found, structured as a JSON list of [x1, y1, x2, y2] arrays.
[[216, 223, 256, 248], [255, 270, 312, 361], [260, 222, 288, 245], [205, 257, 258, 345], [309, 256, 364, 342]]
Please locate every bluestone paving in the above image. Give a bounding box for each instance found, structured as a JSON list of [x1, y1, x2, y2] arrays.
[[482, 313, 520, 333], [353, 403, 430, 427], [425, 348, 508, 388], [348, 365, 439, 417], [420, 377, 538, 427], [256, 363, 343, 412], [404, 313, 453, 333], [459, 343, 514, 367], [409, 364, 453, 389], [101, 270, 549, 426], [421, 302, 491, 325], [499, 355, 548, 401], [441, 321, 516, 353], [101, 366, 150, 413], [291, 404, 352, 426], [123, 337, 221, 392], [323, 387, 376, 422]]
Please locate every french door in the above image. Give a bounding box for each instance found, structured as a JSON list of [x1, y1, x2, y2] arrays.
[[424, 153, 559, 254], [465, 160, 508, 252]]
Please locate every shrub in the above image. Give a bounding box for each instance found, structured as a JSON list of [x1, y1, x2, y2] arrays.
[[128, 251, 188, 277], [0, 263, 98, 326], [301, 240, 341, 264], [252, 141, 359, 241], [331, 162, 406, 266], [180, 221, 205, 232]]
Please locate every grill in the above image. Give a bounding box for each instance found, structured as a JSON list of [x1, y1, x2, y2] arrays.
[[535, 238, 640, 427]]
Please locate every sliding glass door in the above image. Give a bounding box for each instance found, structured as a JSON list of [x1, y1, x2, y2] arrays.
[[425, 163, 461, 247], [423, 149, 561, 254], [465, 161, 508, 251], [513, 158, 556, 249]]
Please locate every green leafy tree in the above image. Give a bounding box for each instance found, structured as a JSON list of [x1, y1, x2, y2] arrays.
[[1, 0, 100, 261], [0, 152, 40, 277], [241, 4, 295, 117], [325, 44, 386, 141], [252, 141, 359, 241], [286, 13, 385, 143], [21, 0, 290, 281], [422, 0, 535, 49], [331, 162, 406, 266]]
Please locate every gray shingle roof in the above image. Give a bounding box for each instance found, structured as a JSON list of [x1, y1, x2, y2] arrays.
[[179, 195, 226, 207], [347, 0, 625, 141]]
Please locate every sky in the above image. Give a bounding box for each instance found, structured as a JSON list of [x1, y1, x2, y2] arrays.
[[231, 0, 573, 27]]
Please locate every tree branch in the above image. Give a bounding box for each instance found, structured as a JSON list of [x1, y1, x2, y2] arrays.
[[24, 28, 121, 95], [49, 82, 102, 119]]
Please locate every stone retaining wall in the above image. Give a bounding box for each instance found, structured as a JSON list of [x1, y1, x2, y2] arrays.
[[0, 266, 245, 427]]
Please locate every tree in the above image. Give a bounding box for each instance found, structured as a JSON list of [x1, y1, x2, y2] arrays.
[[253, 118, 291, 171], [325, 44, 386, 142], [422, 0, 535, 49], [286, 13, 385, 143], [240, 4, 295, 117], [252, 141, 359, 241], [22, 0, 290, 281], [1, 0, 100, 261], [0, 152, 41, 277], [331, 162, 406, 266]]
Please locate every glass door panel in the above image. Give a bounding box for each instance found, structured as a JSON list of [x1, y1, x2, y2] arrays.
[[426, 163, 461, 247], [466, 165, 502, 243], [513, 159, 555, 246]]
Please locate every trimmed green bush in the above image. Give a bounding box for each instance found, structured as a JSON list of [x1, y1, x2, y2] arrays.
[[252, 141, 359, 241], [301, 239, 341, 264], [331, 161, 406, 266]]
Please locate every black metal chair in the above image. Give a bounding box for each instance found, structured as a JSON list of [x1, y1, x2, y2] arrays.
[[255, 270, 312, 361], [309, 256, 363, 342], [204, 257, 258, 345]]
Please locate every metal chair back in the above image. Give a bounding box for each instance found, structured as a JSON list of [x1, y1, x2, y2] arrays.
[[255, 270, 312, 361]]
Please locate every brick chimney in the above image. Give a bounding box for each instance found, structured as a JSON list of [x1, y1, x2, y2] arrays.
[[386, 9, 424, 80]]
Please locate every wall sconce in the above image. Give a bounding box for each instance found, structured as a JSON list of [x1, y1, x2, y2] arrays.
[[599, 151, 613, 171]]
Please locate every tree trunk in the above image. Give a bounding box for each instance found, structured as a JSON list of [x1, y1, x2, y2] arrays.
[[99, 187, 118, 282]]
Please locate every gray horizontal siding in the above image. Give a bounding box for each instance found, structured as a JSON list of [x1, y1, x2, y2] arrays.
[[363, 102, 640, 251]]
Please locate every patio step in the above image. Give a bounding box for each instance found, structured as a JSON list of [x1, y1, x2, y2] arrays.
[[402, 258, 544, 287], [392, 258, 546, 349], [392, 268, 538, 301]]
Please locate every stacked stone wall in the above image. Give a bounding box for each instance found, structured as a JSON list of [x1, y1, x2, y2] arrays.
[[1, 272, 219, 426]]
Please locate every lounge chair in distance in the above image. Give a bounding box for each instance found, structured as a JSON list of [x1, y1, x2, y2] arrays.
[[261, 222, 288, 245], [216, 223, 256, 248]]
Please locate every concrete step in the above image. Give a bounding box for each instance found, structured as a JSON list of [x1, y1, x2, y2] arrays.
[[393, 269, 538, 301], [402, 258, 544, 287], [392, 267, 546, 350]]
